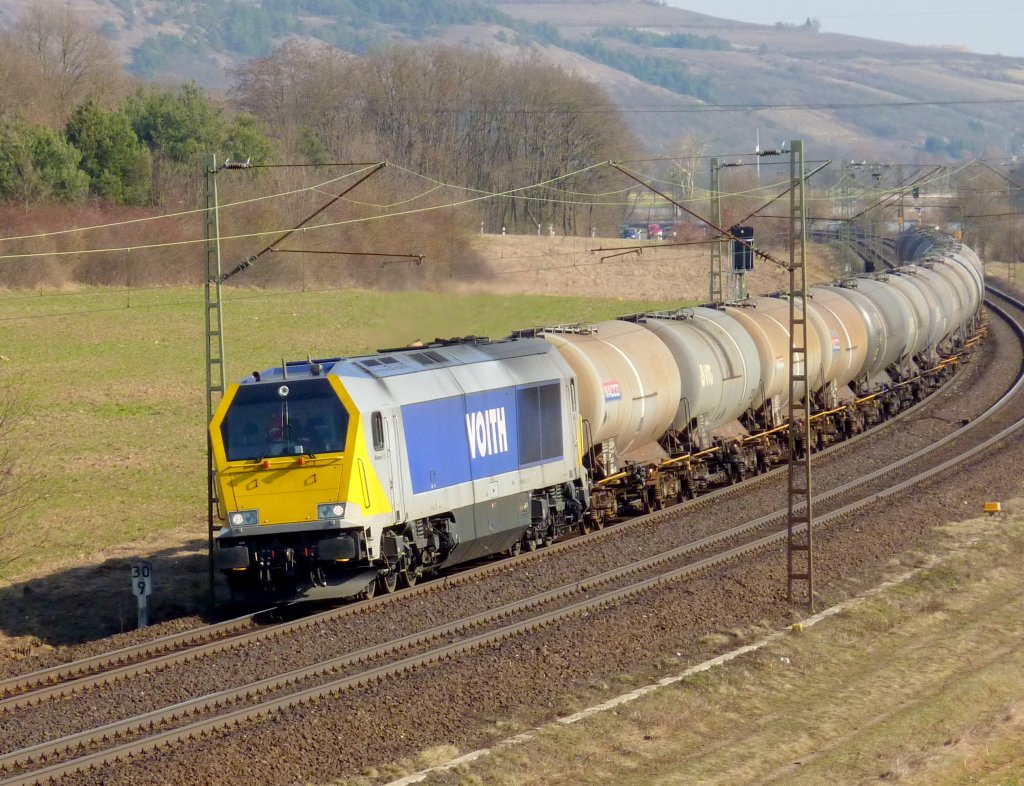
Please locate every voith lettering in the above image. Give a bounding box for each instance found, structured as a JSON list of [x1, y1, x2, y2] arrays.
[[465, 407, 509, 459]]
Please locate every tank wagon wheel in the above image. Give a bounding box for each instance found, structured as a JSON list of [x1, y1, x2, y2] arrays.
[[730, 463, 744, 485], [587, 513, 606, 531], [641, 491, 660, 513], [398, 568, 419, 589], [578, 519, 592, 536], [506, 541, 522, 557]]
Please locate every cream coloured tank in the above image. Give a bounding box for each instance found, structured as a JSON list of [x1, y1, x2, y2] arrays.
[[724, 296, 825, 409], [854, 277, 920, 367], [806, 285, 869, 390], [640, 307, 761, 432], [542, 320, 681, 462]]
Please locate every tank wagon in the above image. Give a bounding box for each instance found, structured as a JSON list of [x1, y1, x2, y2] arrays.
[[208, 231, 985, 599]]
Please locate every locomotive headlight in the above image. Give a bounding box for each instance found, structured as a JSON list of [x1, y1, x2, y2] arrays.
[[229, 509, 259, 528], [317, 503, 346, 520]]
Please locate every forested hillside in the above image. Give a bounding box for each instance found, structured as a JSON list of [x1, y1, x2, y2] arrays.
[[0, 0, 1021, 294], [2, 0, 1023, 160]]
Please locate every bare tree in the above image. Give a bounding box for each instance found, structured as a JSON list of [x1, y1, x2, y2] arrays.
[[0, 44, 38, 122], [955, 166, 1009, 258], [11, 0, 128, 127], [232, 43, 638, 234], [667, 133, 708, 210], [230, 40, 360, 160]]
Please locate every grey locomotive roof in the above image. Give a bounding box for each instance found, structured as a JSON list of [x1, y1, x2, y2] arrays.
[[242, 336, 555, 384], [336, 336, 555, 379]]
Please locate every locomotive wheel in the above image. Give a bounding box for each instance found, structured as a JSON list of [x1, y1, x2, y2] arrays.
[[506, 541, 522, 557], [356, 578, 376, 601], [523, 537, 538, 552], [378, 569, 398, 594], [397, 568, 418, 589], [578, 519, 592, 536]]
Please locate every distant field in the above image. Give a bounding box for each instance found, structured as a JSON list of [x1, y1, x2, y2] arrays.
[[0, 285, 678, 582]]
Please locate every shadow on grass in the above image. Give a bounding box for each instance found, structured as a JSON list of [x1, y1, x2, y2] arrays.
[[0, 538, 246, 648]]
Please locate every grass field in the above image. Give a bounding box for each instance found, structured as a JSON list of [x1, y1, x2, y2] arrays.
[[0, 284, 678, 584]]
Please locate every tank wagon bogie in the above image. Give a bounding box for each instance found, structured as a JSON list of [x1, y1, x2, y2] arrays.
[[208, 230, 985, 602]]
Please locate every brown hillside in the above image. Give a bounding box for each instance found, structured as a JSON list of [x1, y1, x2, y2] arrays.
[[0, 0, 1021, 158], [458, 234, 837, 301]]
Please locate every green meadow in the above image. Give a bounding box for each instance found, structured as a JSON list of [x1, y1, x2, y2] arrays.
[[0, 285, 675, 580]]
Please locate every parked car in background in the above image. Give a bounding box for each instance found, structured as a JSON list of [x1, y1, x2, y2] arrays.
[[647, 223, 663, 240], [620, 226, 642, 239]]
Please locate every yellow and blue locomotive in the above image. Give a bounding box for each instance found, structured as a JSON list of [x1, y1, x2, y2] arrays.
[[209, 337, 588, 599]]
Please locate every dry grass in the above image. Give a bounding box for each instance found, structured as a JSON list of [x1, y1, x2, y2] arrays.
[[461, 234, 839, 302]]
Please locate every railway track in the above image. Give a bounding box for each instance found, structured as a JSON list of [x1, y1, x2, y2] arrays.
[[852, 232, 896, 272], [1, 288, 1019, 786]]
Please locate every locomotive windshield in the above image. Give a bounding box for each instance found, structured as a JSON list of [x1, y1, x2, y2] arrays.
[[221, 377, 349, 461]]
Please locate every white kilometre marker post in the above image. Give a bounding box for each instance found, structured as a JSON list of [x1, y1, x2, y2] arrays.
[[131, 560, 153, 628]]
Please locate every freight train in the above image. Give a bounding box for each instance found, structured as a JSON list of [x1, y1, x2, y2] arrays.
[[208, 230, 985, 600]]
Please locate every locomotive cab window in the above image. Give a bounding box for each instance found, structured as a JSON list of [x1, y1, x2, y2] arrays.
[[222, 377, 349, 461]]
